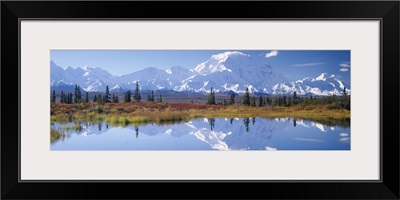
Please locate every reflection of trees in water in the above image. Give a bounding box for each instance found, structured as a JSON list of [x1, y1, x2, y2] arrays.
[[135, 126, 139, 138], [242, 117, 256, 132], [208, 118, 215, 131], [75, 122, 83, 132], [87, 115, 349, 130], [53, 116, 350, 142], [243, 118, 250, 132], [50, 128, 70, 144]]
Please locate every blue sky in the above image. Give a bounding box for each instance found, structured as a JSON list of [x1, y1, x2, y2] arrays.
[[51, 50, 350, 81]]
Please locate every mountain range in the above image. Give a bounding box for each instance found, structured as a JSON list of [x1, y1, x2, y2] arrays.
[[50, 51, 350, 96]]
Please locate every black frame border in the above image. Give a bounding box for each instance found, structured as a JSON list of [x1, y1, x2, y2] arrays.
[[2, 1, 399, 199], [17, 17, 382, 184]]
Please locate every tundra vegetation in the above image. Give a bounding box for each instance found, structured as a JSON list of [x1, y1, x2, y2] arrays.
[[51, 82, 350, 136]]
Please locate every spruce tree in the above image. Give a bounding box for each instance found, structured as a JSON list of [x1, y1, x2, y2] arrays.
[[85, 92, 89, 103], [114, 95, 119, 103], [151, 90, 155, 102], [133, 81, 141, 102], [266, 97, 271, 106], [124, 90, 131, 102], [283, 96, 287, 107], [147, 94, 152, 102], [251, 95, 256, 107], [60, 91, 64, 103], [105, 85, 111, 103], [229, 94, 235, 105], [74, 85, 82, 103], [207, 87, 216, 104], [51, 90, 56, 103], [77, 86, 82, 102], [74, 85, 78, 103], [68, 93, 73, 104], [212, 88, 215, 104], [63, 93, 67, 104], [258, 96, 263, 107], [103, 95, 107, 103], [93, 95, 97, 102], [112, 94, 119, 103], [158, 94, 163, 103], [243, 87, 251, 106]]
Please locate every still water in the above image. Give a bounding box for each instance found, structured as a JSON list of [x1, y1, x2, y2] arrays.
[[51, 118, 350, 150]]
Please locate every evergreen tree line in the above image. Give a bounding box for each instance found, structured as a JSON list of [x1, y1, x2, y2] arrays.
[[207, 87, 236, 106], [206, 86, 350, 110], [51, 83, 349, 110], [51, 82, 164, 104]]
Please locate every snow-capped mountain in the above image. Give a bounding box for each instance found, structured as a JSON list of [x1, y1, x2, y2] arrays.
[[109, 66, 195, 91], [50, 61, 194, 92], [50, 60, 114, 92], [272, 73, 351, 96], [175, 51, 288, 93], [50, 51, 350, 96]]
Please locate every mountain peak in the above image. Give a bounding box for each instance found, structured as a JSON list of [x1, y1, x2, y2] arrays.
[[143, 66, 163, 72], [194, 51, 249, 75], [50, 58, 349, 95], [211, 51, 248, 60], [166, 66, 187, 74], [315, 73, 328, 81], [65, 66, 74, 70]]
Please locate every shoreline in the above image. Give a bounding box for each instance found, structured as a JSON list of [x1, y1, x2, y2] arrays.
[[50, 102, 350, 127]]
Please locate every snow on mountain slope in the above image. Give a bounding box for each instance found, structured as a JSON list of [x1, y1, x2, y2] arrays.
[[111, 67, 172, 91], [112, 66, 195, 91], [50, 51, 350, 95], [180, 51, 288, 93], [51, 61, 196, 92], [194, 51, 244, 74], [84, 79, 107, 92], [272, 73, 351, 96], [50, 60, 114, 91]]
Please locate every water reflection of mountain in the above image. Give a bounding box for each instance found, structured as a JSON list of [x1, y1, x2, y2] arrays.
[[52, 117, 349, 150], [187, 118, 286, 150]]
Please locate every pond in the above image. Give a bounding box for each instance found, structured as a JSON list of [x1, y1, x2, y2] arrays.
[[50, 117, 350, 150]]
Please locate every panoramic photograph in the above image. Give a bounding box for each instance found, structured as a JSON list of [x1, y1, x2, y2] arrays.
[[50, 50, 350, 150]]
